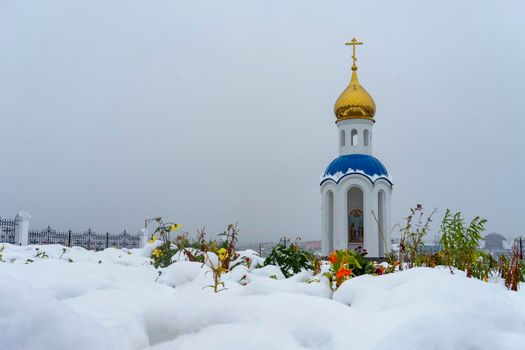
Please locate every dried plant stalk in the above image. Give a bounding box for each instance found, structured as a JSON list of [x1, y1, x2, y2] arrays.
[[505, 241, 521, 292]]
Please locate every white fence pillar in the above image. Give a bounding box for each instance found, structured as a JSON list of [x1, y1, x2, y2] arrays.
[[139, 228, 150, 248], [14, 211, 31, 246]]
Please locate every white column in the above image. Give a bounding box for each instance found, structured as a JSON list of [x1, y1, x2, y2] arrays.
[[333, 188, 347, 250], [14, 211, 31, 246], [365, 191, 380, 257], [320, 193, 328, 256], [385, 190, 392, 254], [139, 228, 150, 248]]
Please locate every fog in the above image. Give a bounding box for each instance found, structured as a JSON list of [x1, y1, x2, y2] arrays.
[[1, 0, 524, 243]]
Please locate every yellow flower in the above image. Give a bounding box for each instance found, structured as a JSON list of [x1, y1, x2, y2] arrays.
[[218, 248, 228, 261], [170, 224, 181, 232], [148, 235, 158, 244], [152, 248, 163, 258]]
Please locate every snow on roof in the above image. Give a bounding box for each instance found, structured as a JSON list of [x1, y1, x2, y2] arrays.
[[320, 154, 393, 185]]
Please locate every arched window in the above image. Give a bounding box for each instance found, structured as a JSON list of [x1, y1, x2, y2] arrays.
[[351, 129, 358, 146], [347, 187, 364, 246], [340, 130, 346, 147], [364, 129, 369, 146]]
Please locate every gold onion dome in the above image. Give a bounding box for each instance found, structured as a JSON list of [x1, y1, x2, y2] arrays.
[[334, 38, 376, 122]]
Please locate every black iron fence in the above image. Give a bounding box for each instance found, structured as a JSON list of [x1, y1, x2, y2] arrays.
[[0, 217, 16, 244], [0, 222, 141, 250], [27, 226, 141, 250]]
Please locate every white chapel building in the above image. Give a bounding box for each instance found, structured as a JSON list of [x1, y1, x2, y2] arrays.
[[321, 39, 392, 258]]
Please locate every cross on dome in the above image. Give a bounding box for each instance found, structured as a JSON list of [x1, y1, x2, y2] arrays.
[[334, 37, 375, 121], [345, 38, 363, 69]]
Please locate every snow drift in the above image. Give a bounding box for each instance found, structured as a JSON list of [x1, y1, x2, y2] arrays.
[[0, 244, 524, 350]]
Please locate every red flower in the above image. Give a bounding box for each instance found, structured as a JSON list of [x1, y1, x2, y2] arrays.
[[328, 252, 338, 264], [375, 267, 385, 275], [336, 266, 352, 279]]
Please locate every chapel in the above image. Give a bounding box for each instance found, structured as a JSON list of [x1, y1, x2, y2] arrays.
[[321, 38, 393, 257]]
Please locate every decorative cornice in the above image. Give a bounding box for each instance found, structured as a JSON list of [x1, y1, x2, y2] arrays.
[[320, 169, 393, 186]]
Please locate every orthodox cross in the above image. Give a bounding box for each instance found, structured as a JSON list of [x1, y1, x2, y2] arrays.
[[345, 38, 363, 67]]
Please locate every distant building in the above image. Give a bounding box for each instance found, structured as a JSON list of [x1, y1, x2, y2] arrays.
[[483, 233, 508, 257], [303, 240, 322, 251], [419, 243, 441, 254], [390, 243, 440, 255]]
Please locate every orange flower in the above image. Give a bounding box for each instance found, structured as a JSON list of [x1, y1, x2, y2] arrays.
[[328, 252, 338, 264], [336, 266, 352, 279]]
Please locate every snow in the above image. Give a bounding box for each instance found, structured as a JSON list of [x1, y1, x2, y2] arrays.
[[1, 243, 524, 350], [320, 168, 393, 184], [159, 261, 208, 288], [249, 264, 285, 279], [333, 268, 525, 349]]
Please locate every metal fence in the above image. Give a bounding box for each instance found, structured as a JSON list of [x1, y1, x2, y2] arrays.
[[0, 220, 141, 250], [258, 241, 278, 257], [27, 227, 141, 250], [0, 217, 16, 244]]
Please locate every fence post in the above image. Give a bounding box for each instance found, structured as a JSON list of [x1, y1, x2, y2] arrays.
[[68, 230, 72, 247], [106, 232, 109, 248], [139, 228, 149, 248], [14, 211, 31, 246]]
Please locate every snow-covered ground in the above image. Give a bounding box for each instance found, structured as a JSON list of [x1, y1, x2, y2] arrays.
[[1, 243, 524, 350]]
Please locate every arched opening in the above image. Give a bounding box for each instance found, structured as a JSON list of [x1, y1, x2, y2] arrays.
[[364, 129, 369, 146], [347, 187, 364, 249], [377, 191, 386, 257], [326, 191, 334, 253], [351, 129, 358, 146], [340, 130, 346, 147]]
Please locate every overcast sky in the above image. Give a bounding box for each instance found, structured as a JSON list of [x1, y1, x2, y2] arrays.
[[1, 0, 524, 243]]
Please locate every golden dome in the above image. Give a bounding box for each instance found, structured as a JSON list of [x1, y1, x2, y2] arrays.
[[334, 66, 376, 122]]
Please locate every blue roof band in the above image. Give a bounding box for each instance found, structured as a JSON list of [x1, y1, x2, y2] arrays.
[[321, 154, 392, 185]]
